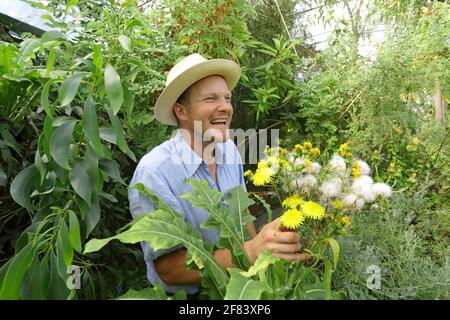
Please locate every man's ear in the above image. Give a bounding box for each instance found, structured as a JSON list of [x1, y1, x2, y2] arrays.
[[173, 102, 187, 122]]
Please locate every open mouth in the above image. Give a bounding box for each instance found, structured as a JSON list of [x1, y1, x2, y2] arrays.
[[209, 118, 227, 126]]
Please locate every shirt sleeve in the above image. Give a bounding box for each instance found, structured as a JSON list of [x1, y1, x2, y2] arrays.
[[128, 166, 193, 294]]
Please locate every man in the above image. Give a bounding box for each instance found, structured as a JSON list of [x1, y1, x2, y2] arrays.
[[128, 53, 309, 297]]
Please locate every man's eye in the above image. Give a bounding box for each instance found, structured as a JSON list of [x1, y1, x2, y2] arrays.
[[205, 97, 215, 101]]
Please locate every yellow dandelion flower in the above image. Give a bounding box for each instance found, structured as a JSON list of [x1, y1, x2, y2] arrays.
[[301, 201, 326, 220], [339, 143, 352, 157], [309, 147, 321, 157], [294, 144, 304, 152], [258, 160, 268, 169], [341, 216, 351, 226], [303, 141, 313, 149], [352, 162, 361, 178], [333, 200, 344, 210], [305, 158, 313, 172], [279, 147, 288, 156], [252, 167, 275, 186], [282, 195, 305, 209], [244, 170, 252, 177], [279, 159, 289, 168], [281, 209, 305, 230]]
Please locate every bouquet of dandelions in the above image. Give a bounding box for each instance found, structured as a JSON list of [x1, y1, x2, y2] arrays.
[[245, 142, 392, 275]]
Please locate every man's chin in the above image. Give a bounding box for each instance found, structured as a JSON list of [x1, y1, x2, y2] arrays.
[[204, 128, 230, 143]]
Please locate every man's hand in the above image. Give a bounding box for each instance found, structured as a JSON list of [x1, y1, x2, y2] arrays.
[[244, 218, 311, 263]]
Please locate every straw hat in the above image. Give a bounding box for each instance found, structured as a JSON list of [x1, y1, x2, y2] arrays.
[[154, 53, 241, 126]]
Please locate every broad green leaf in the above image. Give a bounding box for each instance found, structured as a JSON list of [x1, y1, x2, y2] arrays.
[[324, 237, 340, 271], [323, 258, 332, 300], [116, 283, 186, 300], [92, 44, 103, 73], [224, 185, 255, 243], [182, 179, 251, 267], [19, 38, 41, 62], [99, 158, 125, 185], [50, 119, 77, 169], [10, 164, 39, 210], [41, 30, 65, 43], [0, 127, 21, 155], [0, 241, 37, 299], [34, 147, 47, 185], [82, 97, 104, 156], [83, 209, 228, 292], [0, 42, 19, 74], [104, 64, 123, 114], [77, 193, 100, 237], [130, 183, 177, 217], [52, 116, 77, 127], [241, 250, 279, 277], [123, 86, 134, 127], [0, 167, 7, 187], [106, 107, 126, 152], [99, 127, 116, 144], [69, 147, 98, 206], [126, 19, 143, 30], [45, 47, 55, 77], [224, 268, 271, 300], [59, 73, 86, 106], [253, 194, 273, 223], [41, 78, 58, 116], [181, 178, 223, 208], [105, 107, 136, 161], [47, 252, 70, 299], [57, 222, 73, 267], [21, 255, 48, 299], [68, 211, 82, 253], [118, 34, 131, 52]]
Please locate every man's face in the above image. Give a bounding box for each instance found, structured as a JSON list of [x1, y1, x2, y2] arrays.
[[177, 75, 233, 144]]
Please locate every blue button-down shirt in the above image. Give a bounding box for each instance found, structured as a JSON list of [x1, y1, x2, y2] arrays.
[[128, 130, 246, 294]]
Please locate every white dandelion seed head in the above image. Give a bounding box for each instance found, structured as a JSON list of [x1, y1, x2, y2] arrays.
[[351, 176, 375, 202], [294, 157, 306, 168], [355, 160, 371, 176], [319, 178, 342, 198], [287, 152, 295, 164], [291, 175, 317, 192], [330, 154, 346, 176], [355, 198, 366, 210], [372, 183, 392, 199], [342, 194, 358, 207], [281, 163, 293, 176], [311, 162, 322, 174]]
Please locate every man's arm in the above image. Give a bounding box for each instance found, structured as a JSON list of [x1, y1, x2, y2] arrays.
[[154, 218, 310, 286], [154, 248, 234, 286]]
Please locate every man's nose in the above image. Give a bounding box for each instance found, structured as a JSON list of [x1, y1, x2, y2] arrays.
[[216, 97, 232, 113]]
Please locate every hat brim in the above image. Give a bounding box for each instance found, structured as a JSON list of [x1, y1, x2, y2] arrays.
[[154, 59, 241, 126]]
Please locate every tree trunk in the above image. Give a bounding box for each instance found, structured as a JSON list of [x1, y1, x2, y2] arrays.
[[432, 83, 448, 125]]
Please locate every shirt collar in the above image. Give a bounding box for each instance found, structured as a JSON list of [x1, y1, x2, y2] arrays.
[[173, 130, 228, 177]]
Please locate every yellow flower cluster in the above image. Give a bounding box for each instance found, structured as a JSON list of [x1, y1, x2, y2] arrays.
[[303, 141, 313, 149], [252, 166, 275, 186], [309, 147, 321, 157], [339, 143, 352, 158], [341, 216, 351, 226], [294, 144, 304, 152], [351, 162, 361, 178], [244, 170, 252, 178], [282, 195, 304, 209], [332, 200, 344, 210], [281, 209, 305, 230], [280, 197, 326, 230]]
